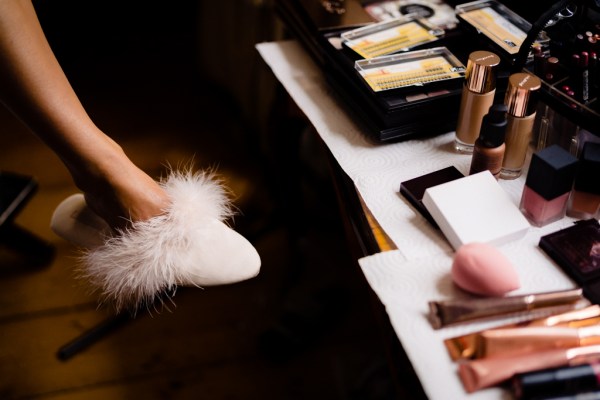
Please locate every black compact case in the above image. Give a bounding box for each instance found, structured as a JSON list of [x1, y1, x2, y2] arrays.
[[274, 0, 562, 143], [539, 219, 600, 304], [399, 166, 464, 227]]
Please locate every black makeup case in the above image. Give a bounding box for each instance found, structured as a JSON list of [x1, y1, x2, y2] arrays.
[[274, 0, 534, 143]]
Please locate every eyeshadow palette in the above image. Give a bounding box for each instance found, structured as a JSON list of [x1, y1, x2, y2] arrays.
[[540, 219, 600, 304]]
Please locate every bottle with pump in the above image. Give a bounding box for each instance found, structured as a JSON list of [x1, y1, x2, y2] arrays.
[[500, 72, 542, 180], [469, 104, 508, 178], [454, 50, 501, 154]]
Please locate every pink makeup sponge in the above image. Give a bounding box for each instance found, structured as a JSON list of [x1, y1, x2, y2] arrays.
[[451, 242, 520, 296]]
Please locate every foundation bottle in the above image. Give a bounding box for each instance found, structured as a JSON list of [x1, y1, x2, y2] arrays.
[[567, 142, 600, 219], [469, 104, 507, 177], [454, 50, 501, 154], [520, 145, 578, 227], [500, 73, 542, 180]]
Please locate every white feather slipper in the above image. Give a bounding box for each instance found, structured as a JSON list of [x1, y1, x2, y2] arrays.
[[50, 170, 261, 310]]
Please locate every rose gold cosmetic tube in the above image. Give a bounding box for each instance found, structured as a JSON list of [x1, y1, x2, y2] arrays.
[[501, 73, 542, 179], [445, 305, 600, 361], [429, 288, 585, 329], [459, 344, 600, 393], [480, 325, 600, 359], [454, 51, 501, 154], [530, 305, 600, 328]]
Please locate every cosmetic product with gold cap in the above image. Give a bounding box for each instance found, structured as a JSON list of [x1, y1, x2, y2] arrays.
[[454, 50, 501, 153], [500, 72, 542, 179]]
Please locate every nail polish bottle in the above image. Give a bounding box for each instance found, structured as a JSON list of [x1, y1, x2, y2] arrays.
[[500, 73, 541, 180], [567, 142, 600, 219], [454, 50, 501, 154], [520, 145, 578, 227], [469, 104, 507, 178]]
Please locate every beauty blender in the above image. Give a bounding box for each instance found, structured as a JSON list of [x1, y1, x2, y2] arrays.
[[50, 169, 261, 310], [451, 242, 520, 296]]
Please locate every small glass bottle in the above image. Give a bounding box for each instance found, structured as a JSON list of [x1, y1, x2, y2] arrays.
[[469, 104, 507, 178], [520, 145, 578, 227], [454, 50, 501, 154], [567, 142, 600, 219]]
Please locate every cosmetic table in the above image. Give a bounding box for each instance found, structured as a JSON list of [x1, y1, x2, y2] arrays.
[[257, 40, 584, 399]]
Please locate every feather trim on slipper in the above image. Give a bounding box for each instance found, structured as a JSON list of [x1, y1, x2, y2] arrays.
[[51, 170, 261, 311]]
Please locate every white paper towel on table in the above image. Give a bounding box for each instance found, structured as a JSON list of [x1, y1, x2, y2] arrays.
[[256, 40, 576, 258], [358, 247, 576, 400], [256, 40, 579, 399]]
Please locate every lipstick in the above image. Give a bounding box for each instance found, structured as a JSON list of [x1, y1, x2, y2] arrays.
[[512, 361, 600, 400], [454, 50, 501, 154], [500, 72, 542, 179], [581, 51, 590, 102]]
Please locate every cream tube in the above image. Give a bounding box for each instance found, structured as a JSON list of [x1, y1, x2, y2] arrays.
[[459, 344, 600, 393], [429, 288, 585, 329], [444, 305, 600, 361], [480, 325, 600, 359]]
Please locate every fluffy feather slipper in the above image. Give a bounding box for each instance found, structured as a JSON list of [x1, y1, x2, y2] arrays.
[[50, 170, 261, 311]]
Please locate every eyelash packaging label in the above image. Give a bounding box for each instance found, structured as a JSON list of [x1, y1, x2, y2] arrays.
[[422, 170, 530, 250]]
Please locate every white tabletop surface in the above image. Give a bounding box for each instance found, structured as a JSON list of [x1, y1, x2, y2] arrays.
[[256, 40, 581, 399]]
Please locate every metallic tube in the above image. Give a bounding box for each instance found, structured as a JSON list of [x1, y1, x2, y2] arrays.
[[444, 305, 600, 361], [429, 288, 585, 329], [459, 344, 600, 393], [479, 324, 600, 359]]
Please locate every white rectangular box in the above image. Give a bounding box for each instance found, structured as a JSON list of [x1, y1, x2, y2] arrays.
[[422, 170, 530, 250]]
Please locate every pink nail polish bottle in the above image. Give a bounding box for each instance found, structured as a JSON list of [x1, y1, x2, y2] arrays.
[[520, 145, 578, 227]]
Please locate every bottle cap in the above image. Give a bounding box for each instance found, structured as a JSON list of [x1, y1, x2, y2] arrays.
[[465, 51, 501, 93], [525, 145, 579, 200], [505, 73, 542, 117]]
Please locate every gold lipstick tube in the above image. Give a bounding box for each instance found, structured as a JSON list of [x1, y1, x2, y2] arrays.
[[500, 72, 541, 179], [454, 50, 501, 154], [429, 288, 585, 329]]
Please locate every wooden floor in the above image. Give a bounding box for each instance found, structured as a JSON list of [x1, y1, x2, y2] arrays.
[[0, 7, 401, 399]]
